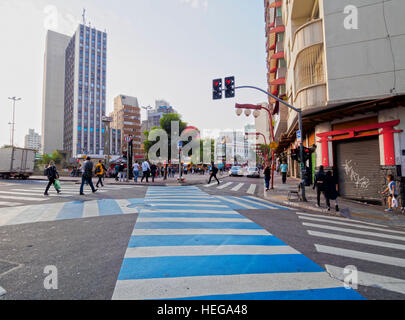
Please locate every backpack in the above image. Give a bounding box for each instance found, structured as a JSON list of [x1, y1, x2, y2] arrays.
[[95, 165, 101, 174]]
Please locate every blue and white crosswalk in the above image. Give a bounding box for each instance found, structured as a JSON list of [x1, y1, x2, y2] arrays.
[[112, 186, 364, 300]]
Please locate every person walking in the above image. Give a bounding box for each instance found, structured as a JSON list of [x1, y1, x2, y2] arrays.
[[44, 161, 61, 196], [133, 161, 140, 183], [141, 160, 151, 183], [114, 163, 120, 181], [325, 171, 339, 212], [80, 157, 98, 195], [95, 160, 104, 188], [264, 165, 271, 192], [208, 162, 220, 185], [150, 163, 157, 183], [313, 166, 327, 208], [118, 162, 125, 182], [382, 174, 399, 213], [280, 161, 288, 184]]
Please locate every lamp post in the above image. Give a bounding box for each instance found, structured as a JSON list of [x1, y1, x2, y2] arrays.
[[237, 103, 275, 189], [102, 116, 113, 168], [8, 97, 21, 148], [234, 85, 307, 202], [246, 132, 269, 167]]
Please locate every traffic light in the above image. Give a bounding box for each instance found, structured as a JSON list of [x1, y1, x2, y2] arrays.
[[291, 148, 299, 161], [213, 79, 223, 100], [225, 76, 235, 98], [303, 147, 311, 162]]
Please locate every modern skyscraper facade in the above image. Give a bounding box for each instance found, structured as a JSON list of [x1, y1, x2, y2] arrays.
[[146, 101, 178, 128], [24, 129, 42, 152], [110, 95, 142, 157], [63, 24, 108, 158], [41, 30, 71, 155]]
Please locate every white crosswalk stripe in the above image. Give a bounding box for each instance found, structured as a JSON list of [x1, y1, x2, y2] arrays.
[[298, 211, 405, 296], [217, 182, 233, 190], [231, 183, 244, 191], [203, 182, 260, 195], [247, 184, 256, 195]]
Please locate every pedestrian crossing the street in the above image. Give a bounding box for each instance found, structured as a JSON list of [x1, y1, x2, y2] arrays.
[[204, 181, 260, 195], [0, 184, 139, 208], [112, 186, 364, 300], [296, 211, 405, 296]]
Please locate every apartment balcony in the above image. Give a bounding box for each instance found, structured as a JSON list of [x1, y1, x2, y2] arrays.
[[291, 19, 327, 112]]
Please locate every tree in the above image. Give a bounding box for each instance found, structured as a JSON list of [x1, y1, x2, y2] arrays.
[[42, 154, 52, 165], [51, 150, 63, 165]]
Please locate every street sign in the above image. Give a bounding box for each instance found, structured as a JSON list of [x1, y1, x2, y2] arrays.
[[124, 136, 133, 143], [297, 130, 302, 144], [270, 141, 279, 150]]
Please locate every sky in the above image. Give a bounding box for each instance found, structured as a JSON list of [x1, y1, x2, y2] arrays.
[[0, 0, 267, 148]]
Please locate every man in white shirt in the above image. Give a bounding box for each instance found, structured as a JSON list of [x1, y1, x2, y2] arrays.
[[141, 160, 151, 183]]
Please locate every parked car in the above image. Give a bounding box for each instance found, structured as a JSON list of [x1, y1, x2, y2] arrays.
[[246, 167, 260, 178], [229, 166, 244, 177]]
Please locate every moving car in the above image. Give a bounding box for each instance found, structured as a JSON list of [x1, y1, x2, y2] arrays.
[[246, 167, 260, 178], [229, 166, 244, 177]]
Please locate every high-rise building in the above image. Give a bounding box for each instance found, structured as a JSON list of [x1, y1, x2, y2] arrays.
[[110, 95, 142, 157], [41, 30, 71, 155], [146, 101, 178, 128], [24, 129, 41, 151], [64, 24, 108, 158], [273, 0, 405, 203]]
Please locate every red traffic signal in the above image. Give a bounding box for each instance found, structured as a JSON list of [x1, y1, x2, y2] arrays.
[[213, 79, 223, 100]]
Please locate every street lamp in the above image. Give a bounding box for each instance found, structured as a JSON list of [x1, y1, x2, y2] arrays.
[[8, 97, 21, 148], [237, 103, 275, 190], [102, 116, 113, 167]]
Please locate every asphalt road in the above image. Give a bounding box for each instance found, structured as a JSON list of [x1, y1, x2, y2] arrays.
[[0, 177, 404, 300]]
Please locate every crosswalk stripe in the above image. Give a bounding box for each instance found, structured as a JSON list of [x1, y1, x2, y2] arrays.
[[247, 196, 292, 210], [247, 184, 256, 195], [0, 195, 47, 202], [217, 182, 233, 190], [238, 197, 280, 210], [82, 200, 100, 219], [132, 229, 272, 236], [35, 202, 67, 222], [115, 199, 138, 214], [140, 209, 235, 214], [299, 215, 405, 235], [0, 201, 23, 207], [303, 222, 405, 242], [125, 246, 299, 258], [231, 183, 244, 192], [147, 199, 221, 203], [149, 203, 228, 208], [0, 206, 28, 226], [204, 183, 218, 188], [215, 196, 256, 209], [308, 230, 405, 251], [136, 218, 249, 223], [296, 212, 389, 228], [315, 244, 405, 267], [112, 272, 350, 300], [325, 265, 405, 296]]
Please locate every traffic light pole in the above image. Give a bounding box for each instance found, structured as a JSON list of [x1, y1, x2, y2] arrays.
[[235, 85, 307, 202]]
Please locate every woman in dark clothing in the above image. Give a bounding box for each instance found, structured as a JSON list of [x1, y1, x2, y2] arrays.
[[44, 161, 60, 196], [325, 171, 339, 212]]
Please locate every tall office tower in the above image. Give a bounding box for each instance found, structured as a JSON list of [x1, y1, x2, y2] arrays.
[[41, 30, 71, 155], [110, 95, 142, 157], [64, 24, 108, 158], [24, 129, 42, 152]]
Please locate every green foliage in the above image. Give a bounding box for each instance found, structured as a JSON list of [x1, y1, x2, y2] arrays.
[[51, 150, 63, 165]]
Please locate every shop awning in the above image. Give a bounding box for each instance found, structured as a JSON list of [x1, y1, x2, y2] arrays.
[[269, 1, 282, 8], [271, 51, 284, 59], [269, 25, 285, 34], [271, 78, 286, 86]]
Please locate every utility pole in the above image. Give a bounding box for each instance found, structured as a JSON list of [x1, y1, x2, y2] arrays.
[[8, 97, 21, 148]]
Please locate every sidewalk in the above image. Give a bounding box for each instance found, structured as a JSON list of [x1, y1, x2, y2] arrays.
[[263, 174, 405, 229]]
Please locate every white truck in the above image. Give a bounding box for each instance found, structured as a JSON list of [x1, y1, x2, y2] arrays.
[[0, 147, 36, 180]]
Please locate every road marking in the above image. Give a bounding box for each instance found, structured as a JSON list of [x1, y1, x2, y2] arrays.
[[140, 209, 235, 214], [299, 216, 405, 235], [217, 182, 233, 190], [315, 244, 405, 267], [204, 183, 219, 188], [137, 217, 249, 223], [115, 199, 138, 214], [302, 222, 405, 242], [112, 272, 349, 300], [147, 199, 221, 203], [0, 195, 47, 202], [0, 201, 23, 207], [247, 184, 256, 195], [239, 197, 281, 210], [35, 202, 67, 222], [247, 196, 292, 210], [325, 265, 405, 296], [125, 245, 299, 258], [82, 200, 100, 219], [0, 286, 6, 297], [149, 203, 229, 208], [296, 212, 389, 228], [215, 196, 256, 209], [308, 230, 405, 251], [132, 229, 272, 236], [231, 183, 244, 192], [0, 206, 28, 226]]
